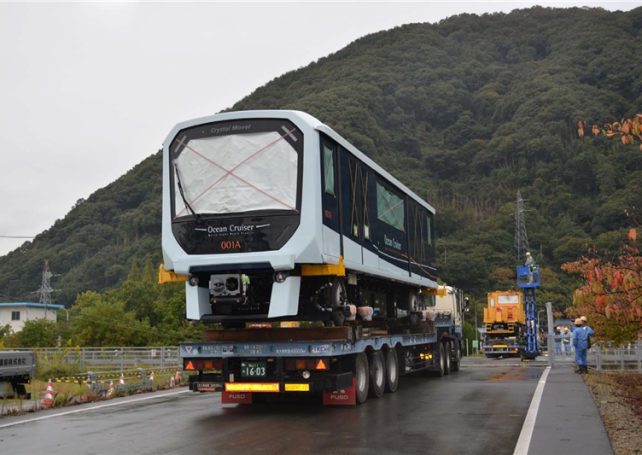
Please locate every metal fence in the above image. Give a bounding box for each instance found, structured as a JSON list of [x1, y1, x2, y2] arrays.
[[6, 347, 181, 374], [545, 342, 642, 372], [589, 346, 642, 372]]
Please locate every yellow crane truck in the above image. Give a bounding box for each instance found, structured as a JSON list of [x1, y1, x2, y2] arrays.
[[481, 291, 525, 358]]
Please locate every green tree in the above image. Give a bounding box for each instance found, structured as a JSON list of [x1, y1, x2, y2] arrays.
[[6, 318, 60, 347], [69, 291, 154, 346]]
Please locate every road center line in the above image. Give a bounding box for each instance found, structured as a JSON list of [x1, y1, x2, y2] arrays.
[[0, 388, 190, 429], [513, 366, 551, 455]]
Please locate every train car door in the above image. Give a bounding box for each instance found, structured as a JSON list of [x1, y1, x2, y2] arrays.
[[320, 138, 342, 261]]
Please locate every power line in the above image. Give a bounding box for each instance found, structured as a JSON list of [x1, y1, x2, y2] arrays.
[[0, 235, 35, 239]]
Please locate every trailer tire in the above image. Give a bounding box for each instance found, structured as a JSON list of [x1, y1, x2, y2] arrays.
[[451, 341, 461, 372], [384, 348, 399, 393], [443, 342, 451, 375], [435, 343, 446, 377], [368, 350, 385, 398], [355, 352, 369, 404]]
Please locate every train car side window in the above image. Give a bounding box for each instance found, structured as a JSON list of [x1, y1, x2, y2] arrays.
[[322, 144, 335, 196], [376, 181, 405, 232]]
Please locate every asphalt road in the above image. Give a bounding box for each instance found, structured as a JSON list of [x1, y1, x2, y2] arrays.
[[0, 358, 543, 455]]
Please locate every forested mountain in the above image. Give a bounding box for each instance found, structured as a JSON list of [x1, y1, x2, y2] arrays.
[[1, 6, 641, 311]]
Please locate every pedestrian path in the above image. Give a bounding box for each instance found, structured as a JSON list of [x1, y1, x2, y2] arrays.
[[517, 365, 613, 455]]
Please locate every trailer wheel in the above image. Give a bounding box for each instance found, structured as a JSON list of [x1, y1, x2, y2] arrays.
[[435, 343, 446, 377], [355, 352, 369, 404], [368, 350, 385, 398], [443, 342, 451, 375], [451, 341, 461, 372], [384, 348, 399, 393]]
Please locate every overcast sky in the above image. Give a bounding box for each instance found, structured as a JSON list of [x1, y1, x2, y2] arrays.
[[0, 1, 638, 257]]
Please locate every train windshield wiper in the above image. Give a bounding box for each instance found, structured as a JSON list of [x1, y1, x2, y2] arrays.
[[173, 161, 201, 221]]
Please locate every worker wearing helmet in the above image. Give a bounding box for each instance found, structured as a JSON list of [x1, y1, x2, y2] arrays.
[[572, 317, 594, 374], [524, 252, 536, 283]]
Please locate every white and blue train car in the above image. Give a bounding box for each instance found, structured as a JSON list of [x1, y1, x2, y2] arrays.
[[161, 110, 438, 325]]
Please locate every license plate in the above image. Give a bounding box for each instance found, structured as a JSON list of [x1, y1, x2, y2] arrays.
[[195, 382, 222, 392], [241, 361, 267, 377]]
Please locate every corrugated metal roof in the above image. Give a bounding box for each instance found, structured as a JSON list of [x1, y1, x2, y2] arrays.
[[0, 302, 65, 310]]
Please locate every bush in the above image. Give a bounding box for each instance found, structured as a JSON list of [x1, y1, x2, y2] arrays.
[[53, 393, 67, 408]]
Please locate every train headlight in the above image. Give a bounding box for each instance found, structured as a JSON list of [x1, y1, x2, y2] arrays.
[[301, 370, 311, 379], [211, 279, 224, 295], [188, 275, 199, 287], [226, 277, 239, 292], [274, 271, 289, 283]]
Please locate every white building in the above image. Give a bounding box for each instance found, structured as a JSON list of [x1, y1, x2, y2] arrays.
[[0, 302, 64, 332]]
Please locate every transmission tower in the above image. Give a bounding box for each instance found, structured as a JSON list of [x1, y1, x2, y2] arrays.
[[38, 260, 54, 317], [515, 191, 530, 263]]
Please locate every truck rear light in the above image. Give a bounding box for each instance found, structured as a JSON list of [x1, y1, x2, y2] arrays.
[[225, 382, 279, 393], [183, 358, 222, 371], [285, 358, 330, 371]]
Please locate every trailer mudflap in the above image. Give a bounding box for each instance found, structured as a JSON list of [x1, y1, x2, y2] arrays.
[[326, 371, 353, 391], [323, 378, 356, 406], [222, 391, 253, 404]]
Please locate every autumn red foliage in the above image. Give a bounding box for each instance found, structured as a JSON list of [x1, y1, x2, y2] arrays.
[[561, 229, 642, 344], [577, 114, 642, 151]]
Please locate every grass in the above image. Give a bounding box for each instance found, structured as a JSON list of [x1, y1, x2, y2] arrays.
[[1, 370, 186, 415]]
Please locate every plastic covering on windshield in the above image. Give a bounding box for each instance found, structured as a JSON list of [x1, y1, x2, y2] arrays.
[[173, 131, 298, 217]]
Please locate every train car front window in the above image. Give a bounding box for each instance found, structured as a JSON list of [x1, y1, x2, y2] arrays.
[[170, 121, 301, 218]]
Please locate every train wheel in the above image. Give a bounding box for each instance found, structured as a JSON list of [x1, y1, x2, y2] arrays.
[[368, 350, 385, 398], [355, 352, 370, 404], [405, 288, 419, 311], [327, 277, 346, 308], [384, 348, 399, 393]]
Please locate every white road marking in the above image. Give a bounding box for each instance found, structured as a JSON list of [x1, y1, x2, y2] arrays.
[[513, 366, 551, 455], [0, 388, 190, 429]]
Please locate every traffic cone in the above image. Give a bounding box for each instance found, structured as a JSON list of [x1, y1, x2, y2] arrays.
[[42, 379, 55, 408], [107, 380, 115, 398], [175, 370, 182, 384], [119, 373, 125, 385]]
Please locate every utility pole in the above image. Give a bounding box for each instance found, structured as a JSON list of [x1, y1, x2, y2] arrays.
[[515, 190, 530, 263], [38, 260, 54, 318]]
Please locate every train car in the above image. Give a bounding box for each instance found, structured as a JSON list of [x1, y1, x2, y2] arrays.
[[160, 110, 438, 326]]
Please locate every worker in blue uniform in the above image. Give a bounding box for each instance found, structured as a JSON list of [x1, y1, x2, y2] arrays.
[[572, 317, 594, 374]]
